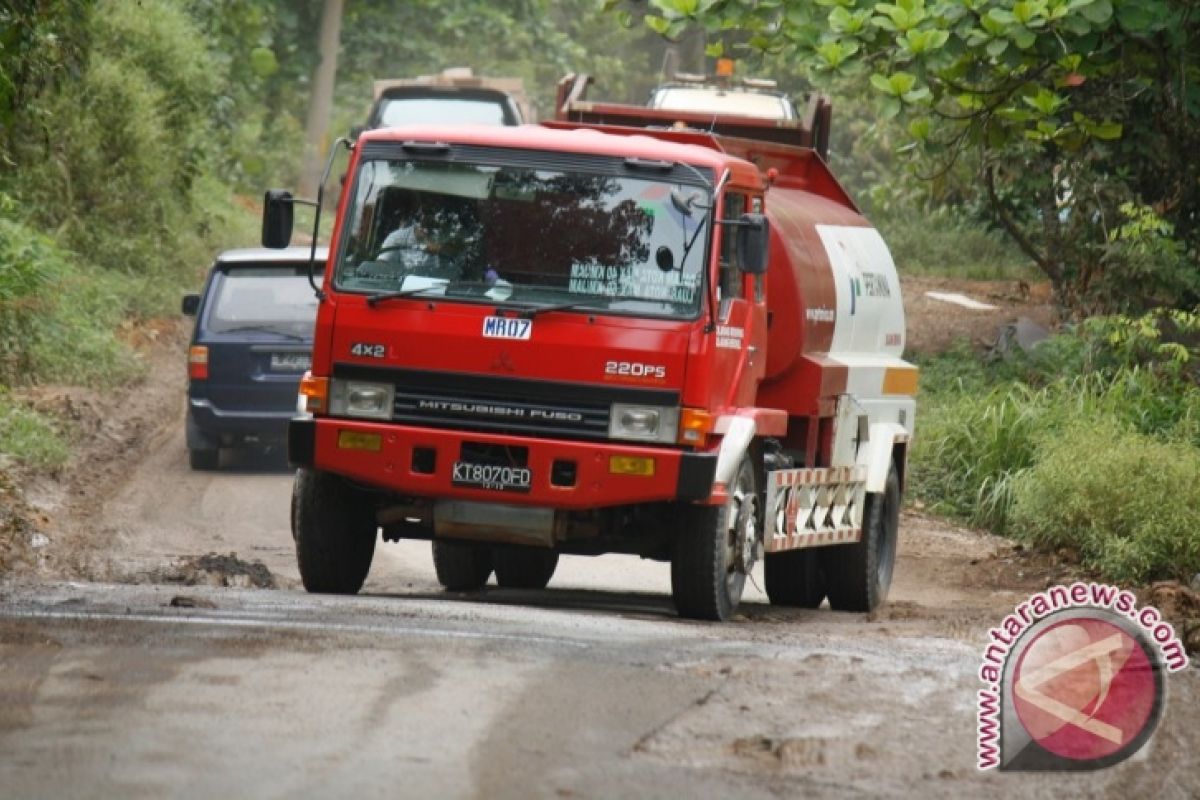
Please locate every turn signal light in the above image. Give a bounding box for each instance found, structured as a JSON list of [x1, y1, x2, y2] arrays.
[[299, 372, 329, 413], [188, 346, 208, 380], [678, 408, 714, 445], [609, 456, 655, 477]]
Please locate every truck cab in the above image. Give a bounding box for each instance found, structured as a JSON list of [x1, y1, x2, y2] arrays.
[[648, 76, 798, 121], [356, 68, 532, 138]]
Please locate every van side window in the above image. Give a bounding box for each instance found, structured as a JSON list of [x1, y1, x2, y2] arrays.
[[718, 193, 746, 300]]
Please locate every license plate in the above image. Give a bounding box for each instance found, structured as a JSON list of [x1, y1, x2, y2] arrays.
[[270, 353, 311, 371], [452, 462, 532, 493], [481, 316, 531, 340]]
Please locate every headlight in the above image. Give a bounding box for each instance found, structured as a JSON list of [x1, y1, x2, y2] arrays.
[[608, 403, 679, 444], [329, 379, 394, 420]]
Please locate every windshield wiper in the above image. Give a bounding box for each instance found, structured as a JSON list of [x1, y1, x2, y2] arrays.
[[368, 280, 508, 308], [509, 300, 593, 319], [218, 324, 306, 342], [365, 285, 443, 307]]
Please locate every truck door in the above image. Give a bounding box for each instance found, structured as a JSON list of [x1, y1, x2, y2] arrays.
[[713, 191, 768, 408]]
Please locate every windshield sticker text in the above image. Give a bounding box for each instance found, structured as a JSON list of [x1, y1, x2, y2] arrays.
[[568, 264, 699, 304]]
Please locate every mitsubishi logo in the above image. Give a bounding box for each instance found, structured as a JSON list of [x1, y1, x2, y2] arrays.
[[490, 350, 516, 373]]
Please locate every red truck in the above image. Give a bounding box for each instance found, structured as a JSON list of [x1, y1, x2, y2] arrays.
[[262, 70, 916, 621]]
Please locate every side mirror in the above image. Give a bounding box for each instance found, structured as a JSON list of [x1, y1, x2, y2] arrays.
[[262, 189, 294, 249], [181, 294, 200, 316], [736, 213, 770, 274]]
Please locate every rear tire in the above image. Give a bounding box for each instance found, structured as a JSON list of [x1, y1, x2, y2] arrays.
[[821, 465, 900, 612], [493, 547, 558, 589], [671, 455, 757, 621], [764, 548, 826, 608], [188, 447, 219, 471], [291, 468, 377, 594], [432, 541, 493, 591]]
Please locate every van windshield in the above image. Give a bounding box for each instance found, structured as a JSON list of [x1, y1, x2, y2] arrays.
[[206, 267, 319, 338], [377, 98, 509, 127], [335, 159, 709, 319]]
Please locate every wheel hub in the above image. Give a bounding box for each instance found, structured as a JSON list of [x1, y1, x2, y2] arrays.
[[728, 477, 761, 575]]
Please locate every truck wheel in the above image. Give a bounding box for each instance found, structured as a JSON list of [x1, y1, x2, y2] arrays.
[[188, 447, 219, 471], [671, 455, 757, 622], [432, 541, 493, 591], [764, 549, 826, 608], [493, 547, 558, 590], [291, 468, 377, 594], [821, 465, 899, 613]]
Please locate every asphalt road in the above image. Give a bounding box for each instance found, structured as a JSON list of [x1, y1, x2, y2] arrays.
[[1, 437, 1197, 799]]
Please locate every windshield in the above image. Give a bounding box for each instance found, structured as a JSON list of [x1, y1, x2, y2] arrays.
[[335, 159, 709, 319], [650, 87, 795, 120], [377, 98, 509, 127], [206, 267, 319, 338]]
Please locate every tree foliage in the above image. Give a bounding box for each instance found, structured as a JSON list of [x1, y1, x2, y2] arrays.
[[646, 0, 1200, 312], [0, 0, 93, 160]]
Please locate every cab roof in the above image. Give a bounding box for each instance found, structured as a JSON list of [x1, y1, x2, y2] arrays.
[[215, 246, 328, 265], [356, 124, 762, 191]]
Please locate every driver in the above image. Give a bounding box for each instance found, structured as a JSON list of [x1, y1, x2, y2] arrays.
[[378, 193, 440, 269]]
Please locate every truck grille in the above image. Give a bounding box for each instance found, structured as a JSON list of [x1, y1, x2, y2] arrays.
[[332, 364, 679, 442]]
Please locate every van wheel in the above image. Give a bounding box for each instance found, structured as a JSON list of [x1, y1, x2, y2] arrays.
[[671, 456, 757, 621], [432, 541, 493, 591], [764, 548, 826, 608], [493, 547, 558, 589], [188, 447, 219, 471], [821, 466, 900, 612], [291, 468, 377, 594]]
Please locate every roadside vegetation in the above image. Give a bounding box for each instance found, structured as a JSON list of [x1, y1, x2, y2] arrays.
[[651, 0, 1200, 588], [0, 1, 260, 467], [911, 311, 1200, 583]]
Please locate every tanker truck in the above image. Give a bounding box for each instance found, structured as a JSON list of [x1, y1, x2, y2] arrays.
[[261, 70, 916, 621]]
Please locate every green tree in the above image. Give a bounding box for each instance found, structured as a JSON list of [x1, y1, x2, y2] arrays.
[[642, 0, 1200, 313], [0, 0, 93, 160]]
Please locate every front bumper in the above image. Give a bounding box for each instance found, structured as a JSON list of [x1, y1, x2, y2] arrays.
[[288, 417, 717, 508]]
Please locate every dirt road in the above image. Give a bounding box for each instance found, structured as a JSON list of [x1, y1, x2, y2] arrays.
[[1, 307, 1197, 798], [3, 431, 1198, 797]]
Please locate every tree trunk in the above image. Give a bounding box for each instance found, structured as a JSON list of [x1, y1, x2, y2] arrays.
[[299, 0, 344, 199]]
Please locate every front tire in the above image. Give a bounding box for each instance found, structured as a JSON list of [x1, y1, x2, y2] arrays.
[[291, 468, 377, 594], [671, 455, 758, 621], [821, 465, 900, 612], [493, 547, 558, 589], [432, 540, 493, 591]]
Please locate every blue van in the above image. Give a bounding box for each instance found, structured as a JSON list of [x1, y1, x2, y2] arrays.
[[181, 247, 326, 469]]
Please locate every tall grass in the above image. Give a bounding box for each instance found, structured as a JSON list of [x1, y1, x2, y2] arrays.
[[912, 317, 1200, 583], [1010, 425, 1200, 583]]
